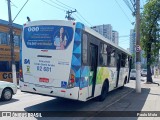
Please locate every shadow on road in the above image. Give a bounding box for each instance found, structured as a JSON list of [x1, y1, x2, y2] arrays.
[[24, 94, 96, 111], [101, 88, 151, 120], [0, 98, 19, 105], [24, 87, 134, 111], [23, 86, 151, 120]]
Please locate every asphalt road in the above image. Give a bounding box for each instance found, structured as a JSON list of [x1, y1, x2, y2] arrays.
[[0, 80, 138, 120]]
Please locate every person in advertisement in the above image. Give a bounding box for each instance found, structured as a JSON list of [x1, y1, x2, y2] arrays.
[[54, 27, 67, 50]]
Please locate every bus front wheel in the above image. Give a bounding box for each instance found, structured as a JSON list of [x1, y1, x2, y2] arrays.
[[98, 81, 109, 102]]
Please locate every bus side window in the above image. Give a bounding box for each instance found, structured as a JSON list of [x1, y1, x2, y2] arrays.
[[107, 46, 116, 67], [125, 56, 129, 68], [99, 43, 103, 65], [99, 43, 107, 66], [121, 53, 126, 67], [82, 33, 88, 64]]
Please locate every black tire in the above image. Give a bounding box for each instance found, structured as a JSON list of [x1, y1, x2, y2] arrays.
[[124, 77, 127, 84], [98, 81, 109, 102], [1, 88, 13, 101], [120, 77, 127, 89]]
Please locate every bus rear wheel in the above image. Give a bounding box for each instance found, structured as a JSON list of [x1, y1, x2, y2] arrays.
[[120, 77, 127, 89], [98, 81, 109, 102]]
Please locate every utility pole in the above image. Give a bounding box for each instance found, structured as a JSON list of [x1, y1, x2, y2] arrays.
[[65, 9, 76, 20], [7, 0, 17, 86], [135, 0, 141, 93]]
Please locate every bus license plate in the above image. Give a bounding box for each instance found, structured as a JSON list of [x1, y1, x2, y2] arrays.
[[39, 78, 49, 83]]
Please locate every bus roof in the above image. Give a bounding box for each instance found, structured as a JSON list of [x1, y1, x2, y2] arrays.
[[24, 20, 74, 27], [84, 26, 131, 56]]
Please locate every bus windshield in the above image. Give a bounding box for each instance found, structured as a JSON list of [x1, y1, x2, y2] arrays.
[[24, 25, 74, 50]]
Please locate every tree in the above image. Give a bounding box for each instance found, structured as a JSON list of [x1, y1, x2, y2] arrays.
[[140, 0, 160, 83]]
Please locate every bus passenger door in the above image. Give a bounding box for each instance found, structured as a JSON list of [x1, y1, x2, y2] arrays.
[[116, 54, 121, 88], [88, 44, 98, 98]]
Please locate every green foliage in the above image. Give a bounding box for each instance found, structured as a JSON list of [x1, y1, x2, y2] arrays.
[[140, 0, 160, 65]]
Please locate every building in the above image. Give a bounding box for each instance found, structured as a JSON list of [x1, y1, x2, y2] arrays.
[[0, 19, 22, 46], [112, 30, 119, 45], [91, 24, 119, 45], [0, 19, 22, 83], [129, 29, 136, 55], [92, 24, 113, 41], [129, 29, 136, 68], [130, 29, 147, 68]]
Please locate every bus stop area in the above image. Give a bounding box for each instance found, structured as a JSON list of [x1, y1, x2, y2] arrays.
[[91, 77, 160, 120], [72, 77, 160, 120]]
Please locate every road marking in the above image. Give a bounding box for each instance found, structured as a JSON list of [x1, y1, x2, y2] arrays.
[[100, 89, 134, 111], [85, 89, 134, 120]]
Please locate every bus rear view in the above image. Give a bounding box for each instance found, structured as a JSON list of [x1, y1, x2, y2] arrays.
[[19, 20, 80, 100]]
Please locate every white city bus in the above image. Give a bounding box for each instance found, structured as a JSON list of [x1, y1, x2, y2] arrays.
[[19, 20, 132, 101]]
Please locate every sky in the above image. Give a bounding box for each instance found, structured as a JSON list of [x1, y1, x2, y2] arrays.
[[0, 0, 145, 50]]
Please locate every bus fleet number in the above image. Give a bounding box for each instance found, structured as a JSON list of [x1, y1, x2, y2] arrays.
[[37, 66, 51, 72]]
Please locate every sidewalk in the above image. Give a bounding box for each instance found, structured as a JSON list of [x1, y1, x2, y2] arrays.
[[91, 77, 160, 120]]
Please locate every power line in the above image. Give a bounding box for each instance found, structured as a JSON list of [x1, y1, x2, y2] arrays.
[[130, 0, 136, 12], [73, 13, 91, 27], [76, 11, 92, 27], [142, 0, 144, 6], [49, 0, 68, 10], [55, 0, 75, 10], [123, 0, 134, 13], [119, 39, 130, 43], [115, 0, 132, 24], [12, 0, 29, 22], [130, 0, 134, 6], [119, 38, 130, 41], [40, 0, 66, 12], [141, 0, 145, 9], [11, 1, 18, 8], [119, 35, 132, 38], [55, 0, 92, 26], [41, 0, 92, 26], [119, 42, 129, 45], [73, 13, 84, 23], [119, 38, 130, 42]]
